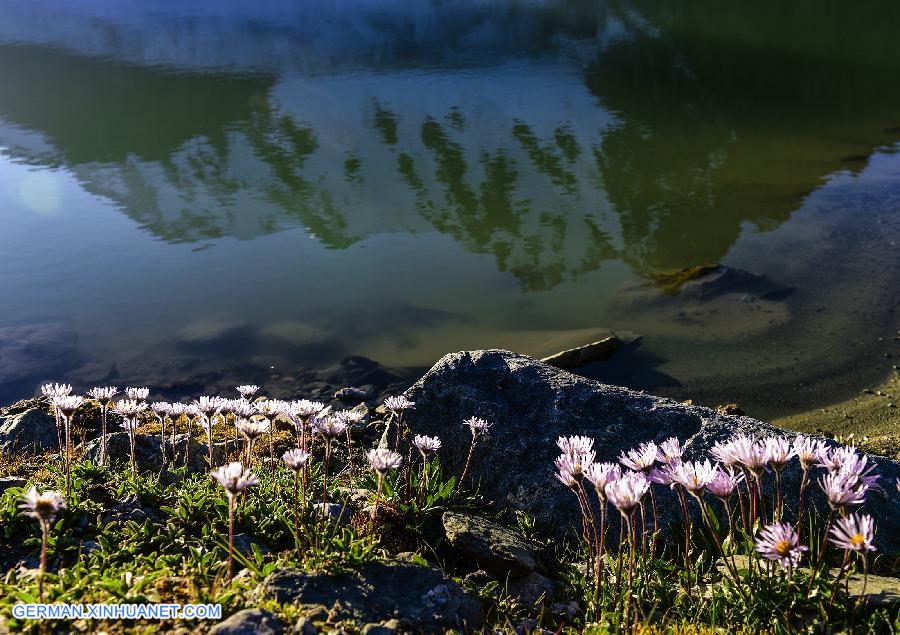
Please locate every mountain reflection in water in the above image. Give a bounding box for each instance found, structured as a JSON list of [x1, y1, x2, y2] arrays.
[[0, 0, 898, 415]]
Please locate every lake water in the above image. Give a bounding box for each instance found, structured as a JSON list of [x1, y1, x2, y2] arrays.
[[0, 0, 898, 417]]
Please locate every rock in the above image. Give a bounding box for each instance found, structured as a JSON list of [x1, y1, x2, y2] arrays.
[[257, 559, 483, 632], [392, 552, 424, 565], [335, 386, 375, 402], [515, 618, 552, 635], [442, 512, 543, 577], [349, 403, 370, 420], [0, 407, 58, 454], [404, 350, 900, 552], [82, 432, 214, 472], [842, 572, 900, 607], [232, 534, 270, 557], [360, 620, 399, 635], [547, 601, 580, 621], [337, 487, 373, 510], [210, 608, 284, 635], [294, 617, 318, 635], [718, 556, 899, 607], [103, 493, 156, 524], [0, 323, 79, 384], [540, 335, 622, 370], [716, 403, 745, 416], [462, 570, 494, 589], [80, 541, 100, 555], [0, 476, 26, 494], [506, 572, 557, 606], [312, 502, 353, 528]]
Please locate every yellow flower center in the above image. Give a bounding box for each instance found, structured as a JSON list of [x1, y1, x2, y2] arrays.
[[850, 533, 865, 549], [775, 539, 792, 556]]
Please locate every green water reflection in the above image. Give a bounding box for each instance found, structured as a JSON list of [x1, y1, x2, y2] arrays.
[[0, 0, 897, 411]]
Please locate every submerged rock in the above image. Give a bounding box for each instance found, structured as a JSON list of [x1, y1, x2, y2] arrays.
[[610, 265, 795, 340], [635, 264, 793, 301], [404, 350, 900, 552], [0, 406, 57, 454], [539, 335, 623, 370], [257, 559, 483, 632], [0, 323, 79, 384]]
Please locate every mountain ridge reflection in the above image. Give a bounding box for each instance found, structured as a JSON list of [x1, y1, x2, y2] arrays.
[[1, 0, 899, 292]]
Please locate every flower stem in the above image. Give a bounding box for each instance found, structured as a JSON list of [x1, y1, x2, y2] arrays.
[[370, 474, 384, 535], [63, 415, 72, 499], [268, 417, 275, 466], [774, 469, 783, 522], [623, 513, 636, 628], [227, 495, 235, 580], [457, 436, 478, 492], [100, 406, 109, 466], [829, 549, 850, 607], [39, 521, 48, 602], [805, 507, 835, 600], [207, 425, 214, 469], [676, 486, 692, 599], [594, 495, 607, 611], [294, 470, 300, 560], [796, 468, 810, 541]]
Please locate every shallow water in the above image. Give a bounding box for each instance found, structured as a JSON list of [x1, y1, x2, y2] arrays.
[[0, 0, 898, 416]]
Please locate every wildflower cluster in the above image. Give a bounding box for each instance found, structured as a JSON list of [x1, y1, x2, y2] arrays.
[[554, 431, 884, 627], [21, 380, 499, 614]]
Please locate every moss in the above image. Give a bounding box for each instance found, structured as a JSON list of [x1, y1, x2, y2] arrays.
[[645, 264, 720, 295]]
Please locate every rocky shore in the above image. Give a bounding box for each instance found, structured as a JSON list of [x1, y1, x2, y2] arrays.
[[1, 350, 899, 633]]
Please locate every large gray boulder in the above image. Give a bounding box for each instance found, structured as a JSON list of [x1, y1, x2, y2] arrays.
[[404, 350, 900, 552], [0, 406, 57, 455], [257, 559, 484, 632]]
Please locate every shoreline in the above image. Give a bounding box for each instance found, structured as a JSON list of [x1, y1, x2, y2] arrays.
[[2, 351, 899, 454], [774, 369, 900, 459]]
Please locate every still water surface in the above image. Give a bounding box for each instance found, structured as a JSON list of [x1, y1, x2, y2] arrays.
[[0, 1, 898, 416]]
